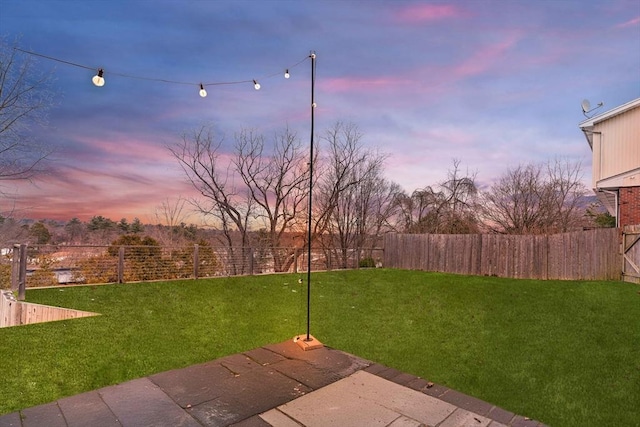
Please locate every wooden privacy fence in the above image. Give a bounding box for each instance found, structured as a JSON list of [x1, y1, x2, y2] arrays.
[[384, 228, 621, 280], [0, 290, 98, 328]]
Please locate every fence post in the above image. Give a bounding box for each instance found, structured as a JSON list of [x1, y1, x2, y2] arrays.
[[545, 234, 550, 280], [249, 247, 254, 275], [11, 245, 19, 291], [18, 244, 27, 301], [118, 247, 125, 283], [293, 248, 298, 273], [193, 244, 199, 279]]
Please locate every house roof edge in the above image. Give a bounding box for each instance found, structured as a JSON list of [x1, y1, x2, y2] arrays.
[[579, 97, 640, 129]]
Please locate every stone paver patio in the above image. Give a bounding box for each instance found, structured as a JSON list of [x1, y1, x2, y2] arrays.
[[0, 339, 547, 427]]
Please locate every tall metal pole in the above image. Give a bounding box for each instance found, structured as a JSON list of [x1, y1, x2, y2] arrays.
[[306, 52, 316, 341]]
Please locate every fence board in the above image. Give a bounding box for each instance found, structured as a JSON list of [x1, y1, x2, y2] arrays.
[[0, 290, 98, 328], [384, 228, 621, 281], [622, 225, 640, 283]]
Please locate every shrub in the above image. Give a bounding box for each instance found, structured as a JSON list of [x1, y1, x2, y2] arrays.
[[359, 257, 376, 268], [0, 264, 11, 289], [76, 256, 117, 284], [29, 268, 59, 287]]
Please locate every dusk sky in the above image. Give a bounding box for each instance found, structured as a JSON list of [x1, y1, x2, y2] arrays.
[[1, 0, 639, 223]]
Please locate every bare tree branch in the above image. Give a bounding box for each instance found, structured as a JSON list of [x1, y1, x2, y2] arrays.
[[315, 122, 398, 266], [0, 37, 55, 191], [396, 159, 479, 234], [234, 127, 308, 271], [479, 159, 587, 234], [169, 126, 254, 251]]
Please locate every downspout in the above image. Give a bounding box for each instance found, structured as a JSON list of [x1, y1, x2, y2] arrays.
[[588, 130, 619, 227], [587, 130, 603, 189], [602, 189, 619, 228]]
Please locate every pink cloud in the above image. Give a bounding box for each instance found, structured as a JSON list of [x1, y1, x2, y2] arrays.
[[394, 4, 464, 23], [321, 76, 413, 93], [79, 135, 170, 162], [452, 35, 520, 78], [616, 16, 640, 29], [410, 126, 475, 146], [10, 143, 244, 222], [332, 32, 523, 99], [12, 168, 199, 222]]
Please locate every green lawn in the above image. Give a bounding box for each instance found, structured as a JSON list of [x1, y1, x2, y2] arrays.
[[1, 270, 638, 426]]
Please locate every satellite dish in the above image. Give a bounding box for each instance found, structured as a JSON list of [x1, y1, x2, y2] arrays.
[[581, 99, 604, 118]]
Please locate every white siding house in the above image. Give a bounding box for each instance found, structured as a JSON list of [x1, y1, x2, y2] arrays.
[[579, 97, 640, 228]]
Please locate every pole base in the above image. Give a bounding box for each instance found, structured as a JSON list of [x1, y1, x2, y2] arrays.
[[293, 334, 324, 351]]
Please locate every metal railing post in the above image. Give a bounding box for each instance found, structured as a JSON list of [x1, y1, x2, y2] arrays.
[[249, 247, 254, 275], [118, 247, 125, 283], [11, 245, 19, 291], [18, 244, 27, 300], [193, 244, 199, 279]]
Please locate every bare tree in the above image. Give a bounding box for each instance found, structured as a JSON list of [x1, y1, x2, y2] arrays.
[[394, 187, 435, 233], [314, 122, 368, 235], [396, 160, 479, 234], [169, 127, 254, 274], [0, 37, 54, 192], [315, 122, 396, 267], [332, 167, 400, 266], [155, 197, 190, 228], [152, 196, 192, 246], [0, 213, 29, 247], [480, 164, 545, 234], [480, 159, 587, 234], [234, 127, 309, 272], [544, 159, 587, 232], [170, 126, 312, 273], [172, 122, 396, 272], [436, 159, 479, 233], [365, 179, 403, 244]]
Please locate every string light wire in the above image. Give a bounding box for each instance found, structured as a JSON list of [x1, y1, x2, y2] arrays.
[[14, 47, 311, 92]]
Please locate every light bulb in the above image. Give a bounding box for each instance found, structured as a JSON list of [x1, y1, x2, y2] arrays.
[[92, 69, 105, 87], [284, 69, 290, 79], [253, 80, 261, 90], [199, 84, 207, 98]]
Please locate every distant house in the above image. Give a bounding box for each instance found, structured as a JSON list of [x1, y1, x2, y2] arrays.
[[579, 97, 640, 228]]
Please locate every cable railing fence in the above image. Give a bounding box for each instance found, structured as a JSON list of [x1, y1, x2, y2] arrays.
[[4, 244, 385, 295]]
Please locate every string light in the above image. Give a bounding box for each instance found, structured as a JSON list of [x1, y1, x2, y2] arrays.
[[13, 47, 311, 98], [92, 69, 105, 87]]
